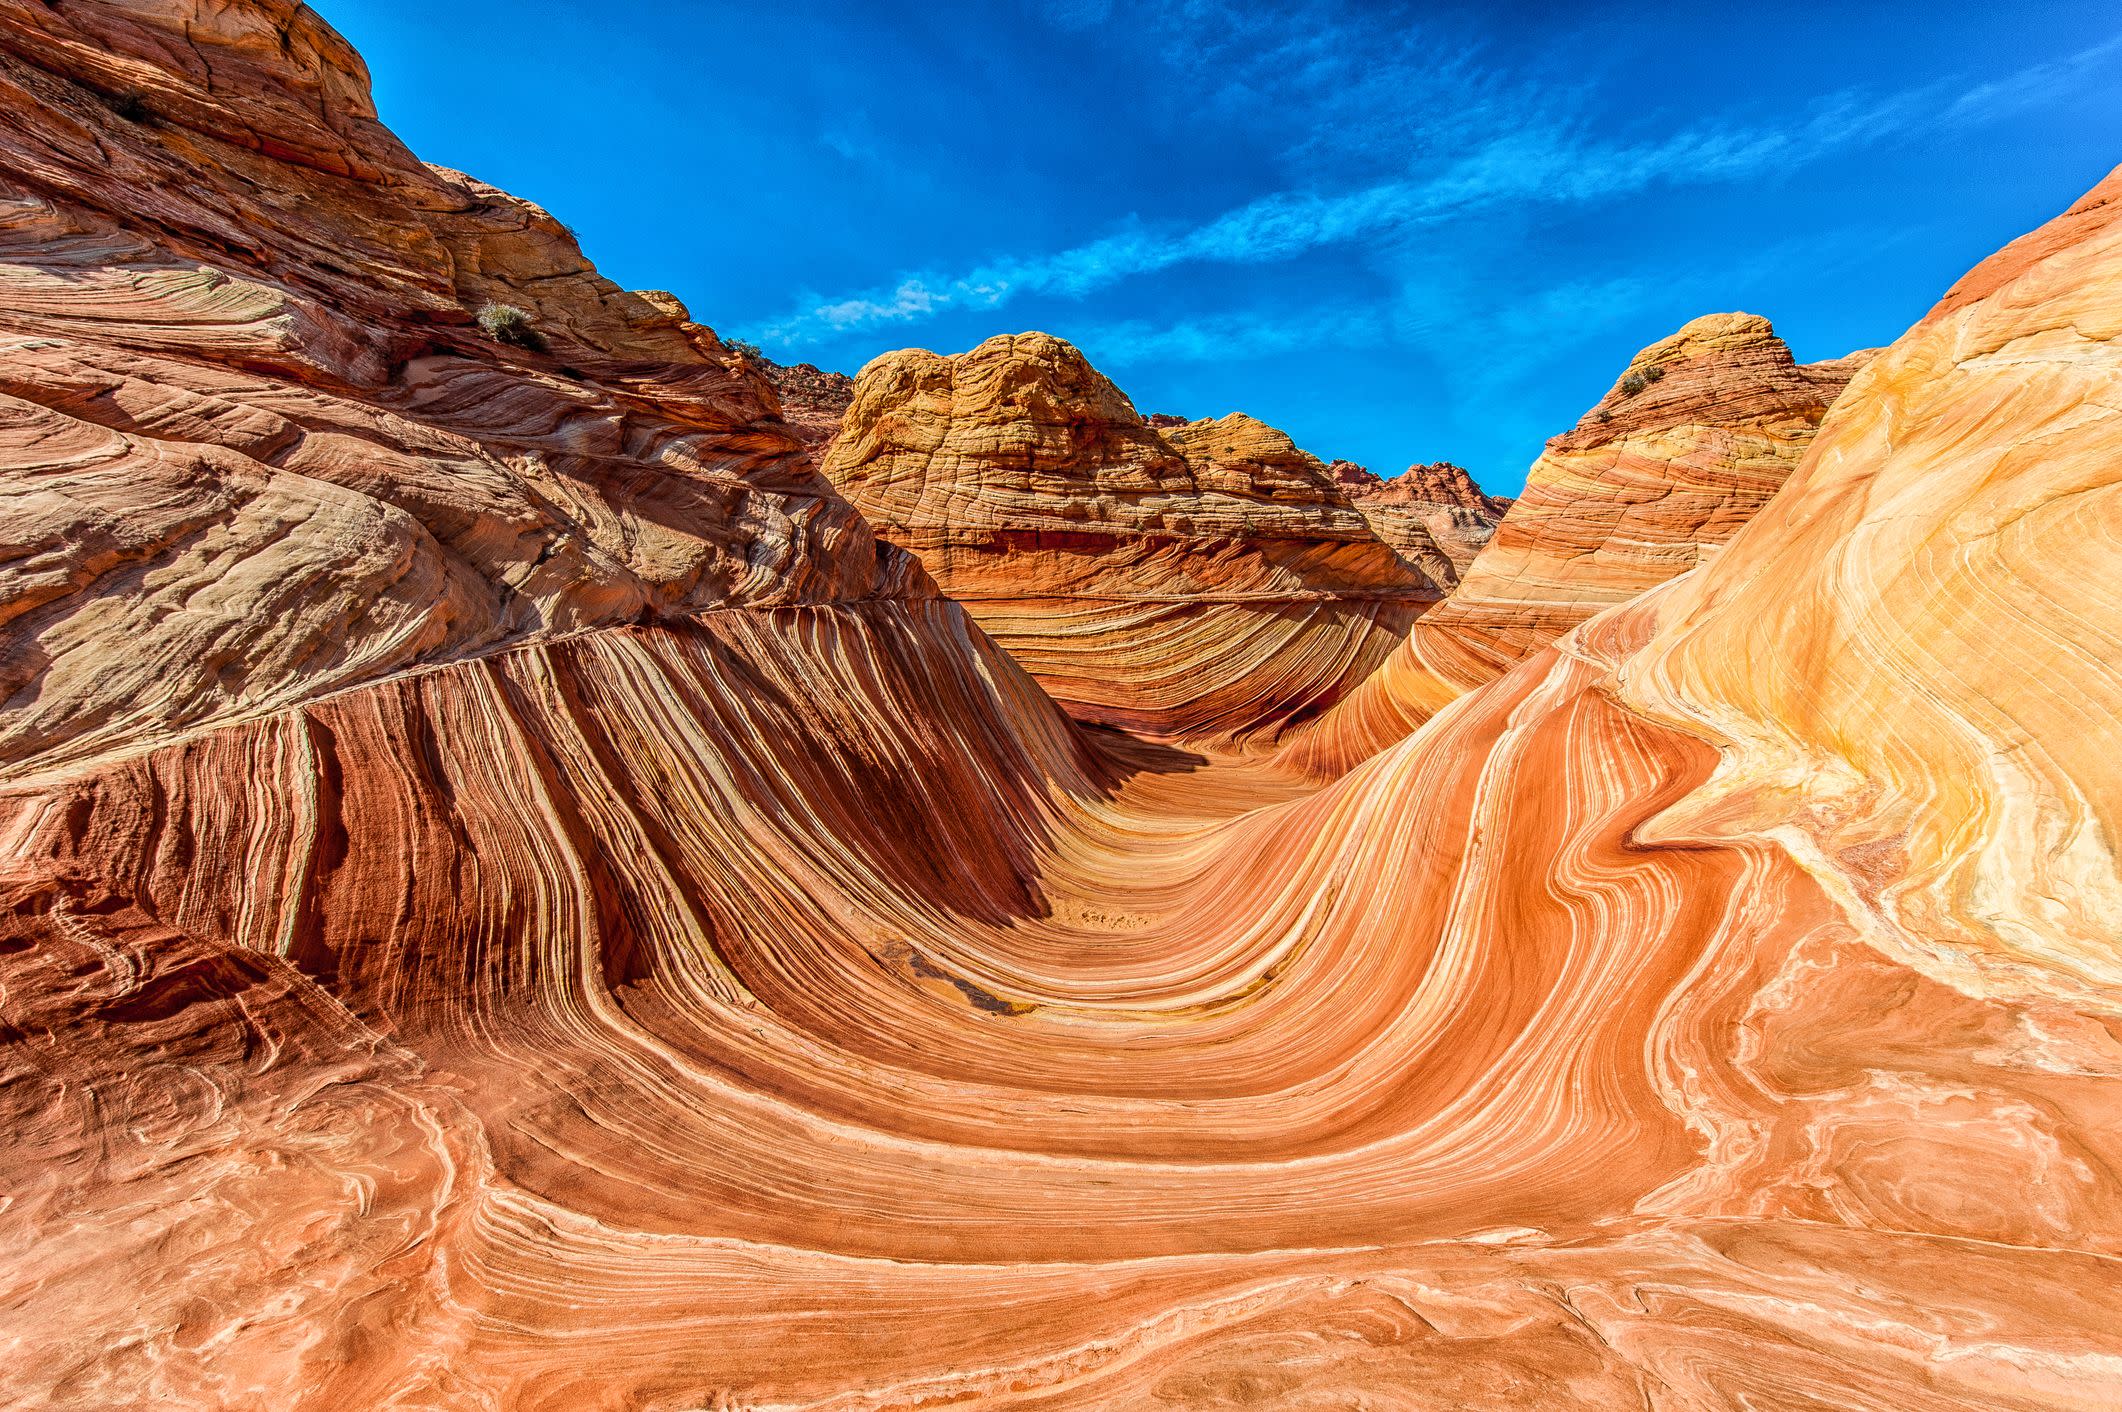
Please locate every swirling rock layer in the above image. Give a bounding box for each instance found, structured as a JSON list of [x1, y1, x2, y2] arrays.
[[821, 333, 1438, 743], [1426, 313, 1872, 679], [0, 0, 912, 782], [1285, 314, 1876, 773], [4, 5, 2122, 1410]]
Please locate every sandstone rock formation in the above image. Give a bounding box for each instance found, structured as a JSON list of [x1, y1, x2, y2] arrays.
[[0, 0, 918, 784], [1332, 457, 1506, 587], [1287, 314, 1875, 772], [4, 6, 2122, 1411], [1426, 312, 1873, 677], [757, 353, 855, 458], [1332, 457, 1501, 514], [820, 332, 1441, 742]]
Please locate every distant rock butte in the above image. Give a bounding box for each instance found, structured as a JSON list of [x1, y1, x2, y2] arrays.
[[1331, 458, 1507, 588], [820, 331, 1441, 742], [1287, 313, 1875, 772], [1337, 459, 1503, 516], [757, 355, 855, 458]]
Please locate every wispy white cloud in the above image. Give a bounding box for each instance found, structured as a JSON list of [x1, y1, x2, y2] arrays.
[[1075, 304, 1390, 368], [1126, 0, 1515, 170], [1946, 32, 2122, 122], [819, 115, 882, 165], [750, 29, 2119, 351], [810, 279, 944, 328], [1072, 217, 1932, 413], [1039, 0, 1114, 31]]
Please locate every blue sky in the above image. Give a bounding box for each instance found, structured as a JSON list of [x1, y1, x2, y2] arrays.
[[325, 1, 2120, 494]]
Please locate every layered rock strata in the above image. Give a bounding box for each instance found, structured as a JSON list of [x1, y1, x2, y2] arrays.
[[1426, 313, 1873, 677], [1332, 458, 1506, 587], [0, 0, 917, 784], [1288, 314, 1875, 772], [4, 6, 2122, 1411], [820, 333, 1441, 742]]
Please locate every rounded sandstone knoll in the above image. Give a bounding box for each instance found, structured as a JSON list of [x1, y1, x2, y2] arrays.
[[1448, 311, 1875, 662], [820, 331, 1442, 744], [1284, 312, 1876, 774]]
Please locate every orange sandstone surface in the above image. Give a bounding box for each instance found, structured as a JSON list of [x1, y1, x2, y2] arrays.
[[1284, 313, 1876, 773], [821, 332, 1440, 744], [0, 0, 919, 785], [4, 5, 2122, 1411], [1433, 312, 1874, 673], [1333, 457, 1508, 587]]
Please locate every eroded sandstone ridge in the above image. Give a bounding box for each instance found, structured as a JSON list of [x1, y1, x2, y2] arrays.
[[4, 5, 2122, 1410], [821, 331, 1439, 742], [1332, 457, 1507, 587], [1428, 312, 1872, 675], [1286, 314, 1875, 771], [0, 0, 925, 785]]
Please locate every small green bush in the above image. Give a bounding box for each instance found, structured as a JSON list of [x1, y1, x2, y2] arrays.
[[1618, 363, 1666, 398], [727, 339, 766, 362], [476, 302, 546, 353]]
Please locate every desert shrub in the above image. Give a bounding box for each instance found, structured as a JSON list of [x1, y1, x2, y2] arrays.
[[1618, 362, 1667, 399], [727, 339, 766, 362], [476, 302, 546, 353]]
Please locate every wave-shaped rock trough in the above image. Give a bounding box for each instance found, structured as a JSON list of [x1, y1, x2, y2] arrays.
[[3, 4, 2122, 1408]]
